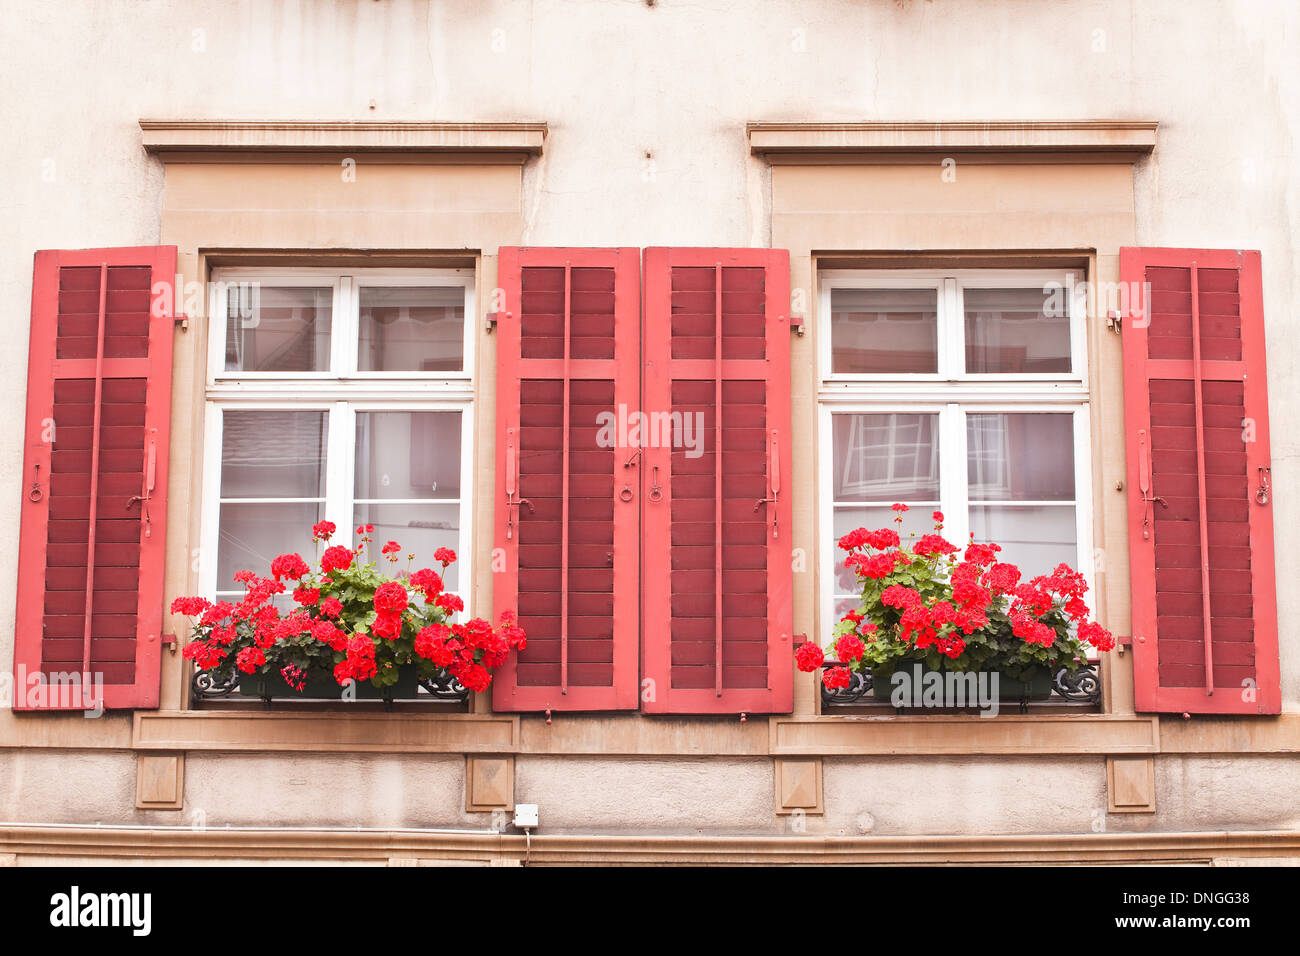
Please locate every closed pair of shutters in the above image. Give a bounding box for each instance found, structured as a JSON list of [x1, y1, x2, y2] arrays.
[[491, 247, 794, 714]]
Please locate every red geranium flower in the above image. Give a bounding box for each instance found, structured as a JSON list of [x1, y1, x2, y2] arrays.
[[434, 547, 457, 566], [170, 596, 211, 617], [235, 647, 266, 674], [373, 581, 408, 616], [270, 552, 310, 582], [858, 552, 898, 579], [1080, 621, 1116, 652], [834, 634, 865, 663], [415, 623, 455, 666], [881, 584, 923, 609], [451, 661, 491, 693], [794, 641, 824, 672], [984, 562, 1021, 594], [312, 520, 336, 542], [964, 540, 1002, 566], [321, 545, 354, 574], [292, 586, 320, 606], [182, 639, 227, 670], [371, 613, 402, 641], [913, 534, 959, 558], [822, 666, 852, 690], [409, 567, 444, 597], [838, 528, 868, 551], [435, 592, 464, 614], [866, 528, 901, 550]]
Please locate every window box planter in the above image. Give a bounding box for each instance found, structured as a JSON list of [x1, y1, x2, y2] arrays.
[[236, 663, 422, 702], [870, 661, 1054, 706], [798, 506, 1116, 711], [172, 523, 526, 710]]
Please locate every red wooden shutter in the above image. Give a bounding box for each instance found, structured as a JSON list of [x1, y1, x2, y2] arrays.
[[1121, 247, 1280, 714], [491, 247, 641, 711], [640, 248, 793, 714], [14, 246, 178, 710]]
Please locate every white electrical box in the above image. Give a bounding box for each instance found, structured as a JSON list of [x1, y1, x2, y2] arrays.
[[513, 804, 539, 828]]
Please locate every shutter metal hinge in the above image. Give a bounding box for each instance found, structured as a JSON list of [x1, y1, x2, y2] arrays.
[[162, 633, 178, 655], [174, 310, 188, 331], [788, 314, 805, 336], [487, 310, 510, 332], [1106, 310, 1122, 333]]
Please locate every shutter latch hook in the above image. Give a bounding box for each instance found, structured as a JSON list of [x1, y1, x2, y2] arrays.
[[1257, 465, 1271, 505]]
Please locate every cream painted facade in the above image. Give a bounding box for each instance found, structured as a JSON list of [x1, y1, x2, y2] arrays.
[[1, 0, 1299, 865]]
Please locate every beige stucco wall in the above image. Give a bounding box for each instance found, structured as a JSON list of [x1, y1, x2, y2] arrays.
[[1, 0, 1298, 848], [4, 748, 1300, 841]]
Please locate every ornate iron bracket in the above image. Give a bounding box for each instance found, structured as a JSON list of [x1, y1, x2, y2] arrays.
[[818, 660, 874, 705], [419, 672, 470, 702], [191, 669, 240, 701], [1052, 663, 1102, 704]]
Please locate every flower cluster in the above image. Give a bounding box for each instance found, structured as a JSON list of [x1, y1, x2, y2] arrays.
[[798, 504, 1115, 689], [172, 524, 524, 694]]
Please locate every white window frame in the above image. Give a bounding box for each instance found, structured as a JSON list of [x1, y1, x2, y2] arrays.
[[818, 268, 1088, 388], [817, 268, 1092, 642], [206, 266, 475, 386], [201, 267, 476, 611]]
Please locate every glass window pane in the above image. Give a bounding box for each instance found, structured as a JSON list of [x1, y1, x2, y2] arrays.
[[834, 597, 863, 621], [832, 504, 938, 594], [832, 413, 940, 501], [355, 412, 462, 499], [220, 410, 327, 498], [354, 502, 460, 591], [358, 286, 465, 373], [964, 287, 1071, 373], [969, 505, 1077, 579], [967, 413, 1074, 501], [831, 288, 938, 373], [225, 285, 333, 372], [217, 501, 324, 589]]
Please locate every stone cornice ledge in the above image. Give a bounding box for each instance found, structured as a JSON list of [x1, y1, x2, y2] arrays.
[[139, 120, 548, 156], [748, 120, 1158, 159], [2, 824, 1297, 865]]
